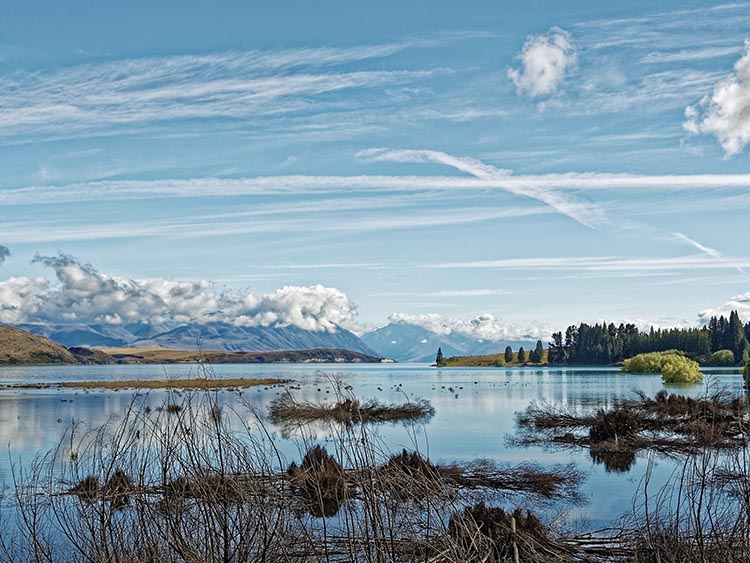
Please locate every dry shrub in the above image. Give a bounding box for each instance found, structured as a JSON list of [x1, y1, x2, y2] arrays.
[[288, 445, 347, 517], [103, 469, 133, 509], [69, 475, 100, 502], [449, 502, 550, 562], [589, 409, 640, 443]]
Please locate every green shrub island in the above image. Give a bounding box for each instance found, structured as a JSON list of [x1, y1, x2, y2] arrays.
[[622, 351, 703, 384]]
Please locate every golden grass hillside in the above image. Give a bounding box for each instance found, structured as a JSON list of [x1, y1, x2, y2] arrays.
[[0, 325, 78, 365]]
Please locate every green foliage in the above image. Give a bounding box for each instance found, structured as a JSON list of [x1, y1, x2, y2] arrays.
[[705, 349, 735, 366], [529, 340, 544, 363], [622, 351, 683, 374], [661, 355, 703, 385], [493, 357, 505, 367], [622, 351, 702, 384], [743, 361, 750, 388], [560, 321, 710, 366]]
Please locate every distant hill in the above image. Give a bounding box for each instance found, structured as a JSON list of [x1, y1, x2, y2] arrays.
[[0, 325, 78, 365], [101, 347, 385, 364], [361, 321, 537, 363], [17, 321, 381, 357]]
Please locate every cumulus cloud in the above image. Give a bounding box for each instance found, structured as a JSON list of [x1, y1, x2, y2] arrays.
[[0, 245, 9, 264], [684, 40, 750, 155], [508, 27, 577, 97], [0, 254, 356, 332], [387, 313, 553, 341], [698, 293, 750, 325]]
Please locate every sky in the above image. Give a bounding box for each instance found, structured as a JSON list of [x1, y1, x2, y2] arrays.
[[2, 0, 750, 338]]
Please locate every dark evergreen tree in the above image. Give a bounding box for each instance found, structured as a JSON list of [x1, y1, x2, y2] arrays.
[[729, 311, 745, 360], [548, 332, 565, 364], [504, 346, 513, 364], [517, 347, 526, 363], [530, 340, 544, 363], [435, 347, 444, 366]]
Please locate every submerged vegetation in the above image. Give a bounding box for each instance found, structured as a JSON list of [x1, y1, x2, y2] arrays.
[[514, 390, 748, 472], [2, 373, 750, 560], [268, 393, 435, 426], [0, 386, 589, 563]]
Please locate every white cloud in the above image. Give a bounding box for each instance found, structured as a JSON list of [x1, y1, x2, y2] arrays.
[[0, 254, 357, 332], [387, 312, 552, 341], [9, 168, 750, 208], [684, 40, 750, 155], [508, 27, 577, 97], [358, 148, 608, 230], [672, 232, 722, 260], [698, 292, 750, 324]]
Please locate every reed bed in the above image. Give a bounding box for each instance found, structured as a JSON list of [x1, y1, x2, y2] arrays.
[[3, 381, 750, 561]]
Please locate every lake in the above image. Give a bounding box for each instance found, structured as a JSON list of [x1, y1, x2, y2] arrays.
[[0, 363, 743, 528]]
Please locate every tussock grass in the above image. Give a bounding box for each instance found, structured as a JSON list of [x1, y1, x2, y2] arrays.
[[514, 390, 749, 473], [268, 394, 435, 426]]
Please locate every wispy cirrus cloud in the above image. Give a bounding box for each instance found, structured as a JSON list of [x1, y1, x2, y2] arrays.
[[0, 43, 439, 142], [423, 255, 750, 273], [7, 162, 750, 204]]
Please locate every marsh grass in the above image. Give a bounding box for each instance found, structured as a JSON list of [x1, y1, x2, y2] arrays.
[[514, 390, 749, 472], [268, 394, 435, 426], [4, 375, 750, 561]]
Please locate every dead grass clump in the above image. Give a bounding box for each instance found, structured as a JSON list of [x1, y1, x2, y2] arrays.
[[589, 440, 637, 473], [589, 409, 639, 443], [381, 449, 443, 500], [386, 448, 441, 479], [103, 469, 133, 508], [444, 460, 584, 504], [449, 502, 551, 562], [193, 474, 248, 504], [69, 475, 100, 501], [269, 394, 435, 426], [288, 445, 347, 517]]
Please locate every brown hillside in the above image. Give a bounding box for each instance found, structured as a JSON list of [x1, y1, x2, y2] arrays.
[[0, 326, 78, 365]]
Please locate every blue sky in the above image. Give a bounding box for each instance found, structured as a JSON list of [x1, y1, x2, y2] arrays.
[[2, 0, 750, 337]]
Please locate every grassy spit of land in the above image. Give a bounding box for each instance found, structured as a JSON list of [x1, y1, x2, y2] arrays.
[[0, 377, 288, 390], [439, 350, 549, 367], [99, 347, 384, 364]]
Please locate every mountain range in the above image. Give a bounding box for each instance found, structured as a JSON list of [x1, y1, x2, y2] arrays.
[[360, 321, 538, 363], [12, 320, 538, 363], [17, 321, 380, 357]]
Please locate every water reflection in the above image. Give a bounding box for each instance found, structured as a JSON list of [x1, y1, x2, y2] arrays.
[[0, 364, 743, 526]]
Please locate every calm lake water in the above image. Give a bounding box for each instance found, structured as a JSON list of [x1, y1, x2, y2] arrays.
[[0, 363, 743, 528]]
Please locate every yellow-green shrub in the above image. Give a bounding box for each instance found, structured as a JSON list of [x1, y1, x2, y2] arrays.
[[622, 351, 683, 374], [622, 351, 703, 384], [661, 355, 703, 384]]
